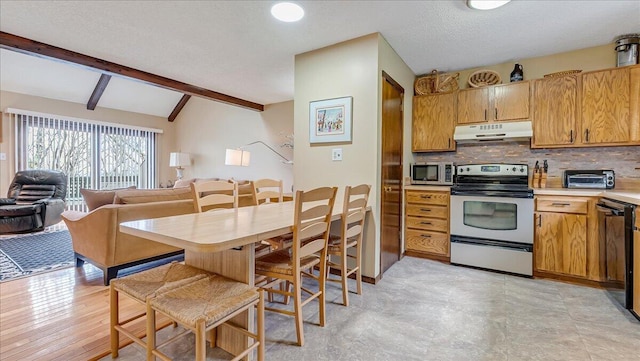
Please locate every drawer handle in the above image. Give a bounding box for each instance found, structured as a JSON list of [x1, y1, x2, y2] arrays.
[[420, 208, 431, 212], [550, 202, 571, 206], [421, 234, 432, 238], [420, 222, 432, 225], [420, 195, 432, 199]]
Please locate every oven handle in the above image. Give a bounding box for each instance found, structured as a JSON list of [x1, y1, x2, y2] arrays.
[[450, 190, 533, 198], [596, 203, 625, 216], [451, 237, 533, 252]]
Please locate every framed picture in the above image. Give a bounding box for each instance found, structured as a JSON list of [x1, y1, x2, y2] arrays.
[[309, 96, 352, 144]]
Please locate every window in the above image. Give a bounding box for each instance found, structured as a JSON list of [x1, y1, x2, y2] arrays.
[[9, 109, 161, 211]]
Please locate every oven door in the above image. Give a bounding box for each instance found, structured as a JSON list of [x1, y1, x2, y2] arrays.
[[450, 195, 534, 244]]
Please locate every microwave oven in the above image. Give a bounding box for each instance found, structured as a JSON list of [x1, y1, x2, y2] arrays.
[[410, 162, 455, 185]]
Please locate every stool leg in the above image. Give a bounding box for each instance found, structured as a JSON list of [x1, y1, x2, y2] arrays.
[[146, 302, 156, 361], [195, 320, 206, 361], [257, 290, 265, 361], [109, 285, 119, 358]]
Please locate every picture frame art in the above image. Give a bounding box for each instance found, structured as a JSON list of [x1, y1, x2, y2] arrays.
[[309, 96, 352, 144]]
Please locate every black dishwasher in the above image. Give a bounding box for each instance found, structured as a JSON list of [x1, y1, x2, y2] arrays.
[[597, 198, 638, 320]]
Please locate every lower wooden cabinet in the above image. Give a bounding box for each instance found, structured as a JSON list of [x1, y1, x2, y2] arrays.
[[634, 208, 639, 316], [404, 189, 450, 259], [534, 196, 600, 280]]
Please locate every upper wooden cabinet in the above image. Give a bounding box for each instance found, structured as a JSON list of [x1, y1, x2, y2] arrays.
[[532, 65, 640, 148], [581, 66, 639, 145], [531, 75, 578, 147], [457, 81, 530, 124], [412, 93, 456, 152]]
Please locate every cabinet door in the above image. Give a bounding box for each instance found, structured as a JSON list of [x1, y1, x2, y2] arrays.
[[532, 76, 577, 147], [535, 212, 587, 277], [494, 81, 530, 121], [582, 68, 631, 144], [457, 87, 489, 124], [412, 94, 456, 152]]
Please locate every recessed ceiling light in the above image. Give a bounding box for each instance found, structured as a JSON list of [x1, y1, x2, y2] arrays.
[[271, 2, 304, 22], [467, 0, 511, 10]]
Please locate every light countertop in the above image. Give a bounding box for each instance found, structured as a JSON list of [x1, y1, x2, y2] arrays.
[[405, 186, 640, 205], [405, 185, 451, 191], [534, 188, 640, 205]]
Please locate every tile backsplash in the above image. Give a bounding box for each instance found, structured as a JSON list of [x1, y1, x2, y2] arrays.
[[414, 141, 640, 179]]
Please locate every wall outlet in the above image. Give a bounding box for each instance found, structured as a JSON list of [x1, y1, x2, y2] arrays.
[[0, 153, 6, 161], [332, 148, 342, 161]]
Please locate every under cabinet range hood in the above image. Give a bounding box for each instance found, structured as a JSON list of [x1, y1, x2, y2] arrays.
[[453, 121, 533, 143]]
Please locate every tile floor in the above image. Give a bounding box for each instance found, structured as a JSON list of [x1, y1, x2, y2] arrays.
[[104, 256, 640, 361]]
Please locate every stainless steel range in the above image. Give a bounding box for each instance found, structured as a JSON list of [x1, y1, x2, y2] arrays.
[[450, 163, 534, 276]]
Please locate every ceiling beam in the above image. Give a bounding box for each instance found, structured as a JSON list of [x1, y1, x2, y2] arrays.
[[0, 31, 264, 112], [87, 74, 111, 110], [168, 94, 191, 122]]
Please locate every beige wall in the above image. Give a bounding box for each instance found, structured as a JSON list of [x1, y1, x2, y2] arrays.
[[173, 97, 293, 191], [0, 90, 174, 195], [452, 43, 615, 90], [294, 33, 414, 279]]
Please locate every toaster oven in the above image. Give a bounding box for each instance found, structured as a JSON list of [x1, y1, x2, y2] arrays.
[[563, 169, 615, 189]]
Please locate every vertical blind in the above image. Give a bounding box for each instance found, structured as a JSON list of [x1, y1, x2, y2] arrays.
[[9, 109, 160, 211]]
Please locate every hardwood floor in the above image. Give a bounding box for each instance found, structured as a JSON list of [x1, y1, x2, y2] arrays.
[[0, 263, 171, 361]]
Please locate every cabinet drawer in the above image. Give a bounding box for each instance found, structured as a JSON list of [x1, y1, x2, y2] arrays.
[[536, 197, 587, 214], [406, 204, 448, 218], [405, 229, 449, 256], [406, 191, 448, 206], [406, 216, 448, 232]]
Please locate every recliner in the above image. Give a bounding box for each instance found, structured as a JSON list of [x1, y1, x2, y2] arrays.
[[0, 170, 67, 234]]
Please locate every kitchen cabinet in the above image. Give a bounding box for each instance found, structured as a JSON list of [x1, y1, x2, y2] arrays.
[[531, 64, 640, 148], [457, 81, 530, 124], [412, 93, 456, 152], [531, 74, 578, 147], [404, 189, 450, 259], [534, 196, 600, 280], [581, 66, 639, 145]]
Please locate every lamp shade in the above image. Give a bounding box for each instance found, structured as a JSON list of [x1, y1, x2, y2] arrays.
[[169, 152, 191, 168], [225, 149, 251, 167]]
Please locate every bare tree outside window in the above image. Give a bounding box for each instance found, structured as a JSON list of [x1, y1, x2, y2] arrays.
[[15, 114, 157, 211]]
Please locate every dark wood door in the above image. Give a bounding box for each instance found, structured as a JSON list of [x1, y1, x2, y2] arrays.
[[380, 71, 404, 275]]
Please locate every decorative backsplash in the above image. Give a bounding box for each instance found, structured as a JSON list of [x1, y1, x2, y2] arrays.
[[414, 141, 640, 179]]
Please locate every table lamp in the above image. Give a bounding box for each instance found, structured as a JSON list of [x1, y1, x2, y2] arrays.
[[169, 152, 191, 180]]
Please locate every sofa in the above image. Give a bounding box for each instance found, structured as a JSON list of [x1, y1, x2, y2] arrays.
[[62, 188, 194, 285], [0, 170, 67, 234]]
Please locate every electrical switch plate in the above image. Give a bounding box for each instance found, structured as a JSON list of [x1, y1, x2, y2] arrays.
[[0, 153, 6, 161], [332, 148, 342, 161]]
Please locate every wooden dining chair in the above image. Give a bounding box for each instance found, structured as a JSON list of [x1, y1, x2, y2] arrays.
[[190, 179, 238, 212], [326, 184, 371, 306], [252, 178, 284, 205], [147, 274, 265, 361], [109, 262, 211, 358], [255, 186, 337, 346]]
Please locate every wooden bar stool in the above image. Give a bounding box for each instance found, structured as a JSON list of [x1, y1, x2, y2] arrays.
[[255, 186, 337, 346], [147, 274, 265, 361], [109, 262, 211, 357], [326, 184, 370, 306]]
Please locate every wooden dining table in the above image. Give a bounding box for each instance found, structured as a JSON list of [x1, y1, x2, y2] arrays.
[[119, 199, 348, 357]]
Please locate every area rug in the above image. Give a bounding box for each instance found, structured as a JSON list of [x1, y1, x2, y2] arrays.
[[0, 229, 74, 282]]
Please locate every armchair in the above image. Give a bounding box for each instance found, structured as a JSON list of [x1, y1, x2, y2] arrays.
[[0, 170, 67, 234]]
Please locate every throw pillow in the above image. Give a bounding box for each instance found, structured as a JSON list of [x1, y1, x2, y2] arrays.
[[80, 186, 136, 211], [173, 178, 196, 188]]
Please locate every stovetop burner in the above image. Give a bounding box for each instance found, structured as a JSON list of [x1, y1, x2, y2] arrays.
[[452, 163, 532, 198]]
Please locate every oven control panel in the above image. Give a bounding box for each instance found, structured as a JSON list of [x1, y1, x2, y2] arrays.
[[456, 164, 527, 176]]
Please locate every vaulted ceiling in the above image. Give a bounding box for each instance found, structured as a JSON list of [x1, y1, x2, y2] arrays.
[[1, 1, 638, 118]]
